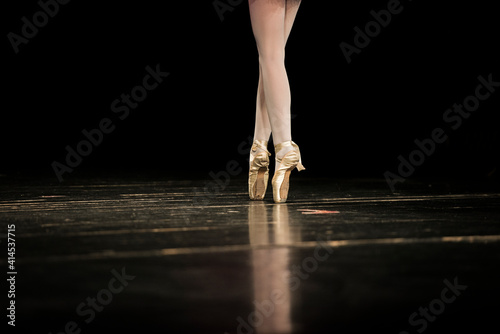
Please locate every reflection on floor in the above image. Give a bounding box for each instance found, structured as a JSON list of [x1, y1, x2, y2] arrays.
[[249, 203, 298, 334], [1, 175, 499, 333]]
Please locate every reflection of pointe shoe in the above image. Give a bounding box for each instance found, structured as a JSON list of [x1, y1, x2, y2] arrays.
[[272, 141, 305, 203], [249, 140, 271, 200]]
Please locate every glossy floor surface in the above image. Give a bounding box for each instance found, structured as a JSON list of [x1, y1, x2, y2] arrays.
[[1, 174, 500, 333]]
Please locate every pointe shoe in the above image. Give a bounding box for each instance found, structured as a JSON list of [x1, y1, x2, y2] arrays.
[[272, 141, 305, 203], [249, 140, 271, 200]]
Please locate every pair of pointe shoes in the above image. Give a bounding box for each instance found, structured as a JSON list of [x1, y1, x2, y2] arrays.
[[249, 140, 305, 203]]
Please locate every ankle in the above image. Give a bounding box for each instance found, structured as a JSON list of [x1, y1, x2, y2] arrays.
[[274, 140, 295, 160], [251, 140, 269, 155]]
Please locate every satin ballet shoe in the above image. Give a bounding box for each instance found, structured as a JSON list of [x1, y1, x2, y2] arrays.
[[249, 140, 271, 200], [272, 141, 305, 203]]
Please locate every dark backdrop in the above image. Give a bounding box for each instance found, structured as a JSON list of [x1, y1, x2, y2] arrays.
[[3, 0, 499, 182]]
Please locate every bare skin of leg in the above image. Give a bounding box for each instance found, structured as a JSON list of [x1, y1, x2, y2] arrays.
[[250, 0, 302, 149]]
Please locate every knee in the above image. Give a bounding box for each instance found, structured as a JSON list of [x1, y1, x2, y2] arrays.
[[258, 50, 285, 69]]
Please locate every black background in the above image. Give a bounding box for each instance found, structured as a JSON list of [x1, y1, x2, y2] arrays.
[[3, 0, 499, 182]]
